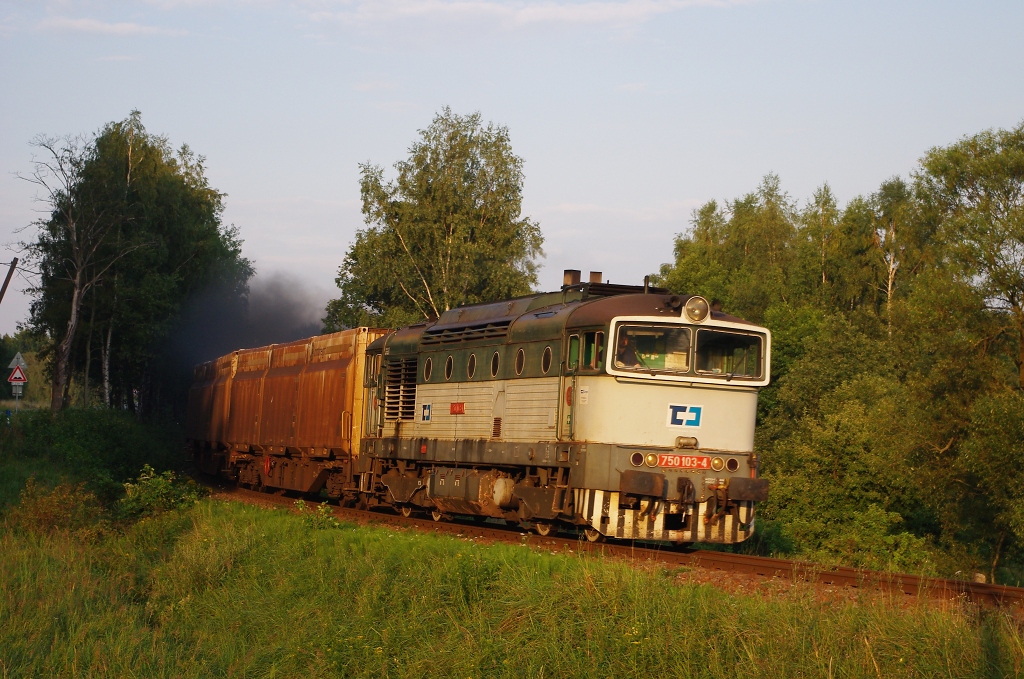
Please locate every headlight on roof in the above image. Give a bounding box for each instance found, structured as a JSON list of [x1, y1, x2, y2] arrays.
[[684, 296, 710, 323]]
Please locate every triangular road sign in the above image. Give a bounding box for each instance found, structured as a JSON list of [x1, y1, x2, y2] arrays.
[[8, 365, 27, 384], [7, 352, 27, 370]]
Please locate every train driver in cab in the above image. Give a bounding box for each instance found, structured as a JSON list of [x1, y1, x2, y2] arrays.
[[616, 331, 640, 368]]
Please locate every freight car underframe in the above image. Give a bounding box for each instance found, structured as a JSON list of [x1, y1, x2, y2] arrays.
[[194, 435, 768, 544]]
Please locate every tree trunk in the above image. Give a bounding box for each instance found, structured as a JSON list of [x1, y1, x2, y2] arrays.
[[102, 320, 113, 407], [885, 263, 896, 338], [820, 210, 828, 287], [50, 276, 83, 412], [991, 532, 1006, 585], [83, 304, 95, 407], [62, 365, 73, 409], [1014, 305, 1024, 390]]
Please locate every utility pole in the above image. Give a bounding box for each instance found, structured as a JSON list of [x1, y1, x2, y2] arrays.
[[0, 258, 18, 307]]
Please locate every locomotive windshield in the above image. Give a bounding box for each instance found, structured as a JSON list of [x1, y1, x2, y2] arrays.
[[613, 324, 764, 379], [695, 329, 762, 378], [614, 324, 691, 372]]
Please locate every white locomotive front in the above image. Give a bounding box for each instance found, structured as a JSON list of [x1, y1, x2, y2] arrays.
[[359, 272, 771, 544]]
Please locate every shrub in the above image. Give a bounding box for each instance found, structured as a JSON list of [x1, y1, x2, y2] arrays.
[[0, 409, 184, 502], [294, 499, 342, 529], [116, 465, 205, 520], [4, 476, 105, 538]]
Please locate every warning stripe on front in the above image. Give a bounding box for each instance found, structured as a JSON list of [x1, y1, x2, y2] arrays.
[[573, 489, 754, 544]]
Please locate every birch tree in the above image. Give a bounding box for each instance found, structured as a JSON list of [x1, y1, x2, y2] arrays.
[[21, 134, 144, 411], [23, 112, 251, 413], [324, 108, 543, 329]]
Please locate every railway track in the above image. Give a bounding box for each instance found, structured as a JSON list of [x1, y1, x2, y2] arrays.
[[208, 480, 1024, 610]]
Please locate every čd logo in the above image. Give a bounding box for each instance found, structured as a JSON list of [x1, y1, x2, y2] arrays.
[[666, 404, 702, 428]]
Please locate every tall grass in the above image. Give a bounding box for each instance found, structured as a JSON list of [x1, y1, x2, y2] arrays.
[[1, 410, 1021, 677], [2, 499, 1021, 678]]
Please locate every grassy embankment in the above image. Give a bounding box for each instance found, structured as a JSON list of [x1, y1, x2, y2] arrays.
[[2, 410, 1023, 678]]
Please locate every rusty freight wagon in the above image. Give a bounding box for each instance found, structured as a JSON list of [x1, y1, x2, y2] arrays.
[[187, 271, 771, 544], [187, 327, 387, 495]]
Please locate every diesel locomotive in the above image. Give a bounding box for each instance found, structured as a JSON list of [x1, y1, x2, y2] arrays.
[[186, 270, 771, 544]]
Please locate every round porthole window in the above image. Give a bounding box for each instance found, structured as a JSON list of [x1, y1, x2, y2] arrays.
[[490, 351, 500, 377], [445, 355, 454, 380], [515, 348, 526, 376], [541, 346, 552, 374], [467, 353, 477, 379], [423, 357, 432, 381]]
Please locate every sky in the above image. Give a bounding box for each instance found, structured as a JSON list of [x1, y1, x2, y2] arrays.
[[1, 0, 1022, 335]]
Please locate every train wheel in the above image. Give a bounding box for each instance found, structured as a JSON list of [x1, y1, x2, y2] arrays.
[[400, 506, 413, 518], [534, 522, 554, 537], [431, 509, 444, 522], [584, 527, 604, 543]]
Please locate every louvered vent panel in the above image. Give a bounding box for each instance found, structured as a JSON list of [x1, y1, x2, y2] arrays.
[[421, 321, 512, 346], [400, 359, 416, 420], [384, 358, 417, 421], [492, 417, 502, 439]]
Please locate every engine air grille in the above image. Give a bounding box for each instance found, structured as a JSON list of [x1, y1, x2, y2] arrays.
[[384, 358, 417, 421], [492, 417, 502, 439], [421, 320, 512, 346]]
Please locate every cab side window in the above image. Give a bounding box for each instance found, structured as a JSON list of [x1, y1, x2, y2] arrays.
[[567, 335, 580, 371], [582, 331, 605, 371]]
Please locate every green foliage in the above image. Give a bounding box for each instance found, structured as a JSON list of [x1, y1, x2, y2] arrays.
[[0, 410, 199, 547], [950, 391, 1024, 581], [117, 464, 204, 520], [0, 409, 185, 506], [659, 119, 1024, 582], [761, 374, 937, 572], [917, 120, 1024, 387], [657, 175, 797, 323], [24, 111, 252, 413], [293, 499, 343, 529], [324, 108, 544, 330], [3, 500, 1020, 678]]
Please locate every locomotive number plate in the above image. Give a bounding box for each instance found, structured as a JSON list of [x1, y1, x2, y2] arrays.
[[657, 454, 711, 469]]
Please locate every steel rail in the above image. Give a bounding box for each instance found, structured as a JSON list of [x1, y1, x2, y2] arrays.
[[208, 481, 1024, 609]]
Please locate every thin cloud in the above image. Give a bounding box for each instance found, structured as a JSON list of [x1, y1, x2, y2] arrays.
[[306, 0, 753, 28], [353, 80, 397, 92], [38, 16, 186, 36]]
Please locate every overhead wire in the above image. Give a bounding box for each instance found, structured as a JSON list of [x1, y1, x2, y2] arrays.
[[0, 261, 42, 276]]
